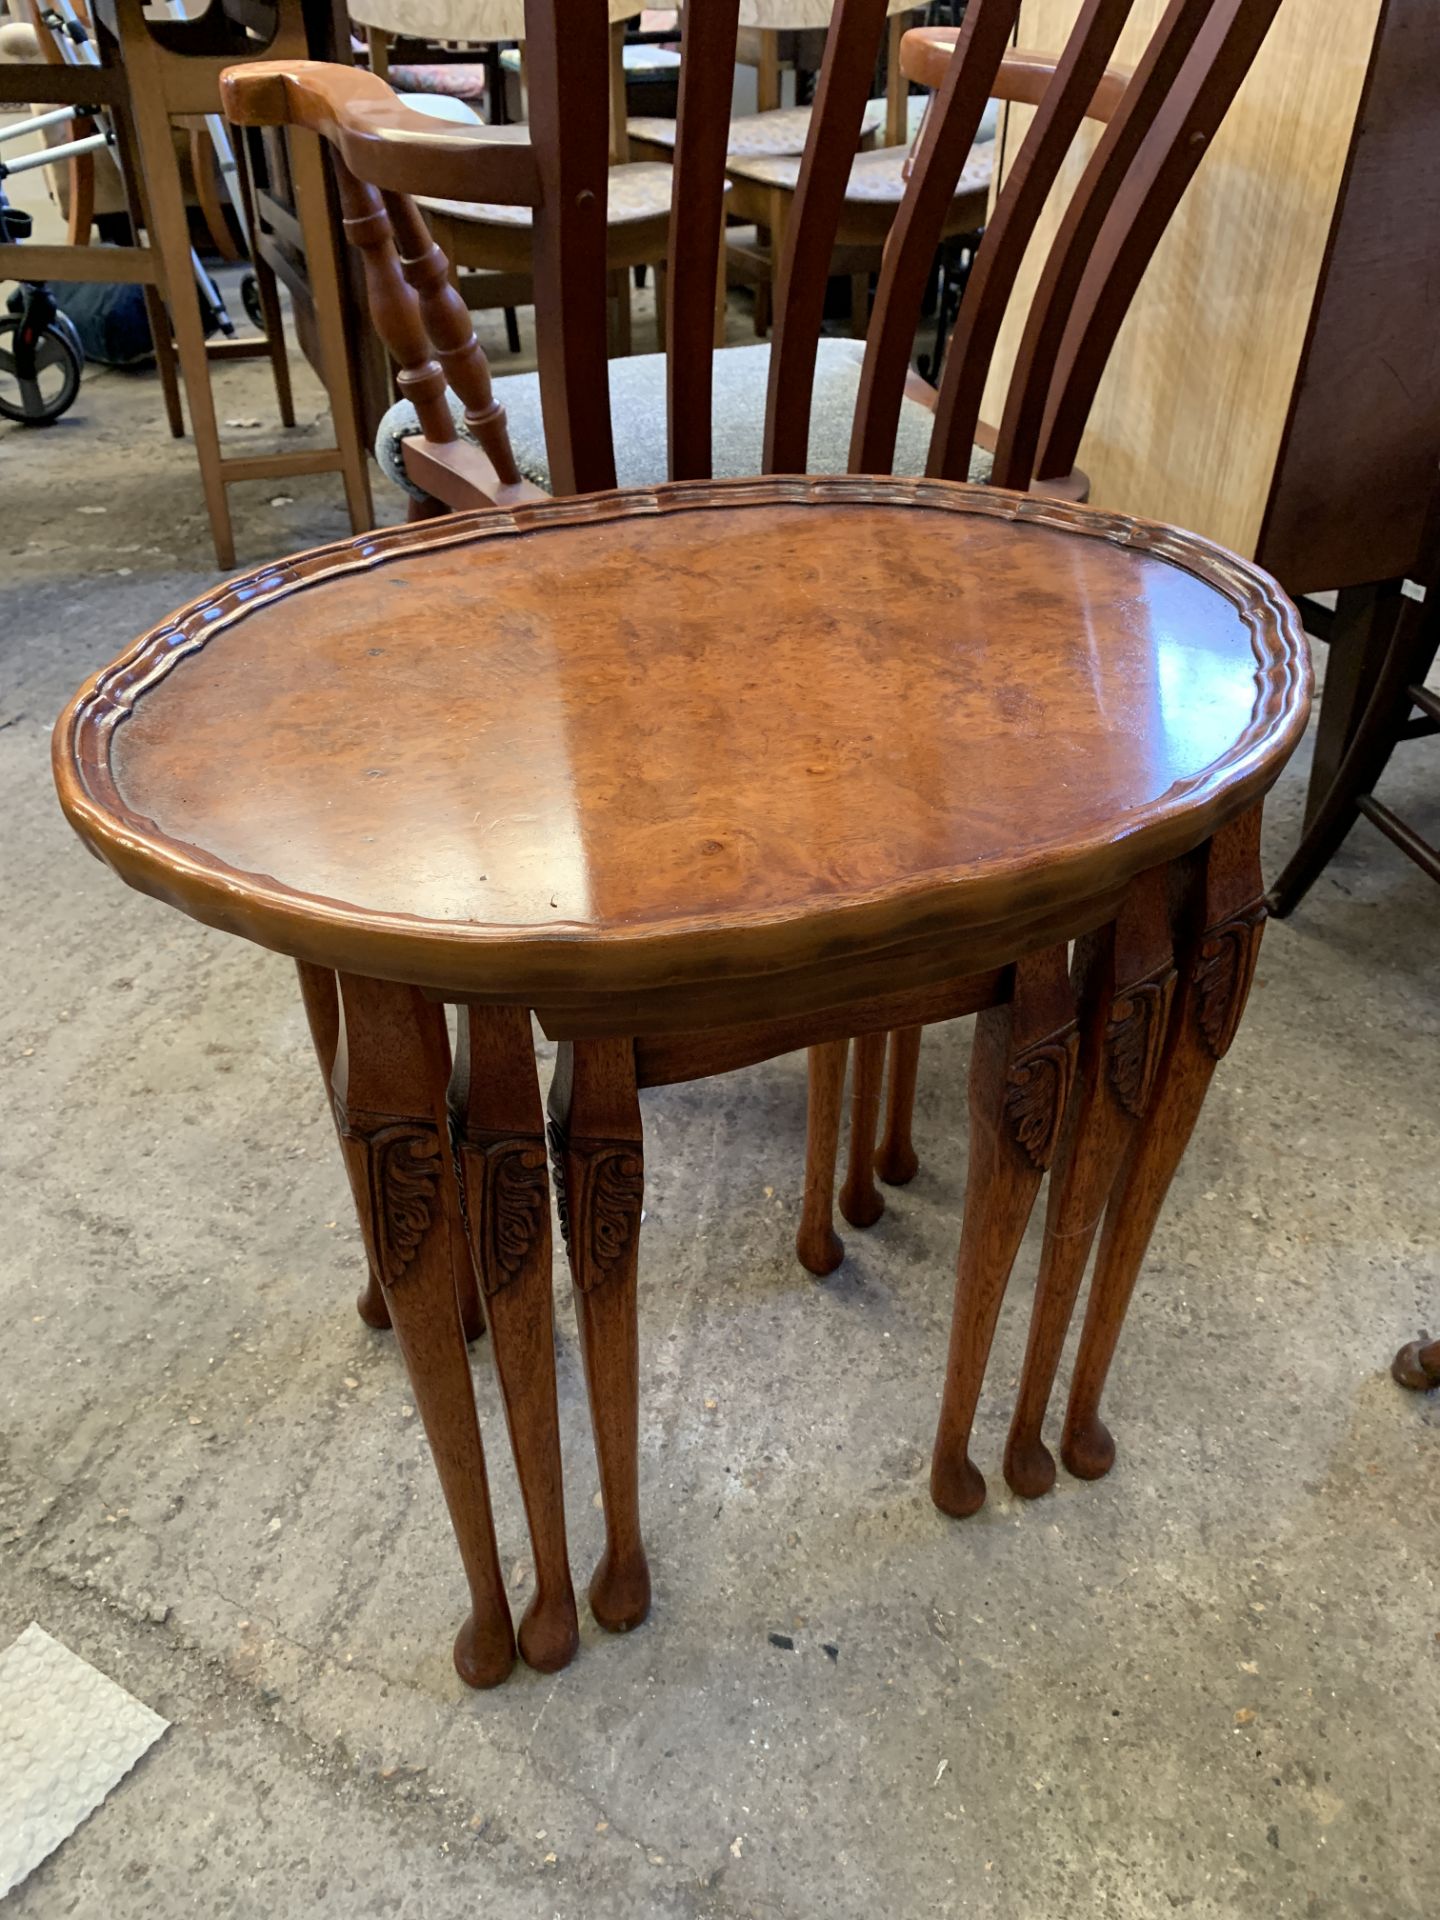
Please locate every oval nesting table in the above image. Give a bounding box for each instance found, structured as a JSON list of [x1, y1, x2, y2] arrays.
[[54, 476, 1310, 1686]]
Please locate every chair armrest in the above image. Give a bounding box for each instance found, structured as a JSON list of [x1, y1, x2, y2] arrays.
[[219, 58, 541, 204], [900, 30, 1130, 125]]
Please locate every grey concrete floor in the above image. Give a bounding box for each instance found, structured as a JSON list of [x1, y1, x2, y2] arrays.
[[2, 304, 1439, 1920]]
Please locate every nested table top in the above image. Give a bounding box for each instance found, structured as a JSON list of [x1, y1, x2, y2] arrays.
[[55, 478, 1309, 1011]]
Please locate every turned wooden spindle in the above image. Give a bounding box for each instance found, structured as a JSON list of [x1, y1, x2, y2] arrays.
[[330, 163, 461, 452], [381, 191, 525, 491]]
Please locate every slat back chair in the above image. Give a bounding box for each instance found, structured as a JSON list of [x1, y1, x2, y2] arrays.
[[221, 0, 1285, 1285]]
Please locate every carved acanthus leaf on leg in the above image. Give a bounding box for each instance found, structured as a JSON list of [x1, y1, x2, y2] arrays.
[[452, 1121, 549, 1298], [1192, 899, 1266, 1060], [334, 1101, 443, 1288], [1003, 1027, 1080, 1171], [1105, 966, 1178, 1118]]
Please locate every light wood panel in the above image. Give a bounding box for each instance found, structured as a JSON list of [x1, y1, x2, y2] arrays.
[[983, 0, 1382, 558]]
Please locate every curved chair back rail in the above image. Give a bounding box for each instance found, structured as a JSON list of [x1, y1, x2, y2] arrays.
[[219, 0, 1285, 507]]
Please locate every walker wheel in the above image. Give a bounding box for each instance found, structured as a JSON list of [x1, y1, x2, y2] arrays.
[[0, 313, 83, 425]]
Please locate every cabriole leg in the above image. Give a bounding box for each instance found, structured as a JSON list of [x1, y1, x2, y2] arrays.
[[547, 1039, 650, 1634], [295, 959, 389, 1331], [333, 973, 515, 1688], [297, 961, 482, 1341], [1062, 811, 1267, 1483], [839, 1031, 887, 1229], [930, 946, 1076, 1519], [1003, 874, 1175, 1499], [875, 1024, 923, 1186], [450, 1007, 579, 1674], [797, 1040, 847, 1276]]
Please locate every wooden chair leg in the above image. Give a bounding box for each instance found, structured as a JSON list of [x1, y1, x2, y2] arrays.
[[1003, 874, 1175, 1499], [450, 1007, 579, 1674], [142, 282, 186, 439], [1392, 1335, 1440, 1390], [109, 102, 184, 439], [288, 128, 374, 535], [233, 130, 295, 430], [1269, 594, 1438, 917], [124, 77, 236, 566], [1062, 811, 1266, 1483], [930, 945, 1077, 1519], [796, 1038, 847, 1275], [609, 268, 633, 357], [332, 973, 515, 1687], [547, 1038, 650, 1634], [839, 1031, 886, 1228], [1302, 581, 1405, 833], [189, 125, 241, 262], [875, 1024, 922, 1186], [850, 270, 869, 338]]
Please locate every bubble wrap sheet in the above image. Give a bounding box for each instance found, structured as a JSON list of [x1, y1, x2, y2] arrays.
[[0, 1623, 168, 1896]]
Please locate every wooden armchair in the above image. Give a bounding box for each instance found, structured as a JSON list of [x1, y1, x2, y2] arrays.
[[350, 0, 671, 357], [221, 0, 1286, 1303]]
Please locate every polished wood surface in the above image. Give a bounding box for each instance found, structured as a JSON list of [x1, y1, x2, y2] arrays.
[[57, 479, 1307, 1011]]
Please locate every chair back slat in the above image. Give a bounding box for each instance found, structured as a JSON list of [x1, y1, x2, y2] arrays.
[[665, 0, 742, 482], [988, 0, 1217, 493], [1034, 0, 1285, 482], [522, 0, 615, 495], [761, 0, 890, 475], [849, 0, 1021, 478], [924, 0, 1134, 484]]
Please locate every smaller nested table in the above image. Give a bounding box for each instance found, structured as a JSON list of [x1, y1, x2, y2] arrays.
[[54, 477, 1309, 1685]]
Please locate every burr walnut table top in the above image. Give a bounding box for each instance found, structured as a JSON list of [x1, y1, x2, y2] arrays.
[[54, 476, 1309, 1022]]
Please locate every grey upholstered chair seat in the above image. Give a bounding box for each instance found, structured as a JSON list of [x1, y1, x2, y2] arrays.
[[375, 337, 992, 498]]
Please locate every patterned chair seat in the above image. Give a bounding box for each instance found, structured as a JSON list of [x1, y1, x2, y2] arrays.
[[376, 335, 991, 497], [388, 62, 490, 103], [730, 135, 994, 206], [417, 158, 675, 229], [628, 96, 885, 160]]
